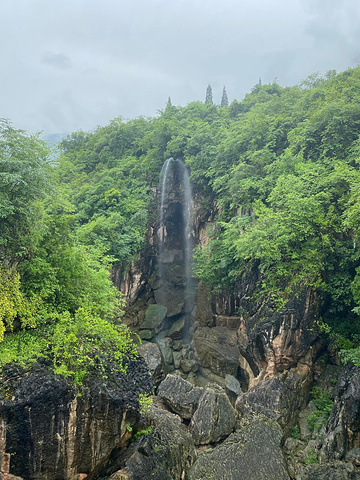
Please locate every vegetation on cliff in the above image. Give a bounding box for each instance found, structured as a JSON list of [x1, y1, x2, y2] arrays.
[[2, 67, 360, 368]]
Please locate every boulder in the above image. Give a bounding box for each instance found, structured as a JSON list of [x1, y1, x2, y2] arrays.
[[193, 326, 239, 377], [188, 416, 290, 480], [157, 374, 203, 419], [137, 342, 166, 386], [105, 405, 196, 480], [189, 384, 237, 445], [236, 370, 311, 428], [142, 304, 167, 331], [225, 374, 241, 396], [168, 317, 185, 339], [156, 338, 173, 365]]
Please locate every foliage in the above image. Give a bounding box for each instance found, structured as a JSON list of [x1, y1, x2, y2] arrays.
[[0, 119, 51, 264], [307, 387, 333, 432], [0, 328, 49, 368], [3, 67, 360, 380], [290, 425, 300, 439], [0, 266, 38, 341], [132, 425, 153, 441], [138, 392, 152, 416], [52, 307, 137, 384], [304, 448, 318, 465]]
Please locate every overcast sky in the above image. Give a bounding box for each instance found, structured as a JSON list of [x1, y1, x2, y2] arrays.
[[1, 0, 360, 134]]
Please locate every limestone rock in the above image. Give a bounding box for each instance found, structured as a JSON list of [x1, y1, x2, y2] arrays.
[[236, 371, 311, 428], [157, 374, 203, 419], [193, 326, 239, 377], [180, 359, 198, 374], [105, 406, 196, 480], [318, 366, 360, 462], [156, 337, 173, 365], [346, 448, 360, 467], [137, 342, 166, 386], [188, 416, 290, 480], [296, 462, 359, 480], [225, 374, 241, 396], [138, 329, 153, 340], [168, 317, 185, 339], [142, 304, 167, 331], [189, 384, 237, 445], [0, 359, 153, 480]]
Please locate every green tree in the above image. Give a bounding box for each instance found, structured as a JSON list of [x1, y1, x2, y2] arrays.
[[221, 86, 229, 107], [205, 84, 213, 105], [0, 119, 51, 265]]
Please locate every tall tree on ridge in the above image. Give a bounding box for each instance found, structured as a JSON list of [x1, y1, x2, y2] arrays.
[[221, 86, 229, 107], [205, 84, 213, 105]]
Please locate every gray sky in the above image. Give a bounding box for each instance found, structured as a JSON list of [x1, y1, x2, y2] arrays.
[[1, 0, 360, 134]]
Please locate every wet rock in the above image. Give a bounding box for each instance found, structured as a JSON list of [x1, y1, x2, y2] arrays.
[[137, 342, 166, 386], [172, 340, 183, 351], [173, 350, 183, 369], [142, 304, 167, 331], [188, 416, 290, 480], [156, 338, 173, 365], [157, 374, 203, 419], [346, 448, 360, 467], [189, 384, 236, 445], [138, 329, 153, 340], [298, 401, 316, 440], [180, 359, 198, 374], [168, 317, 185, 339]]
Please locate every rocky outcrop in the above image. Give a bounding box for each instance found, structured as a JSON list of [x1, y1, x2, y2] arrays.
[[236, 369, 312, 429], [157, 375, 203, 419], [189, 384, 236, 444], [103, 403, 197, 480], [188, 416, 290, 480], [0, 359, 153, 480], [296, 462, 360, 480], [318, 365, 360, 462], [194, 279, 321, 386], [137, 342, 166, 386]]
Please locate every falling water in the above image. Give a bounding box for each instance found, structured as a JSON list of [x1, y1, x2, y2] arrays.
[[158, 158, 193, 316], [159, 157, 174, 236], [175, 158, 193, 313]]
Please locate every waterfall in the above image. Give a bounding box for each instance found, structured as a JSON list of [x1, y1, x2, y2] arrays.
[[175, 158, 193, 314], [158, 158, 193, 318], [159, 157, 174, 237]]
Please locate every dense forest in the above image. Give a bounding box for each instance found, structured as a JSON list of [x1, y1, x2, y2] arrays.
[[2, 66, 360, 375]]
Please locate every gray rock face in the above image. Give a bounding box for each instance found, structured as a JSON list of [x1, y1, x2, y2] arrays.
[[297, 462, 360, 480], [137, 342, 166, 386], [0, 360, 153, 480], [318, 366, 360, 462], [236, 371, 311, 428], [190, 384, 237, 445], [193, 326, 239, 377], [189, 416, 290, 480], [106, 405, 196, 480], [157, 375, 203, 419]]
